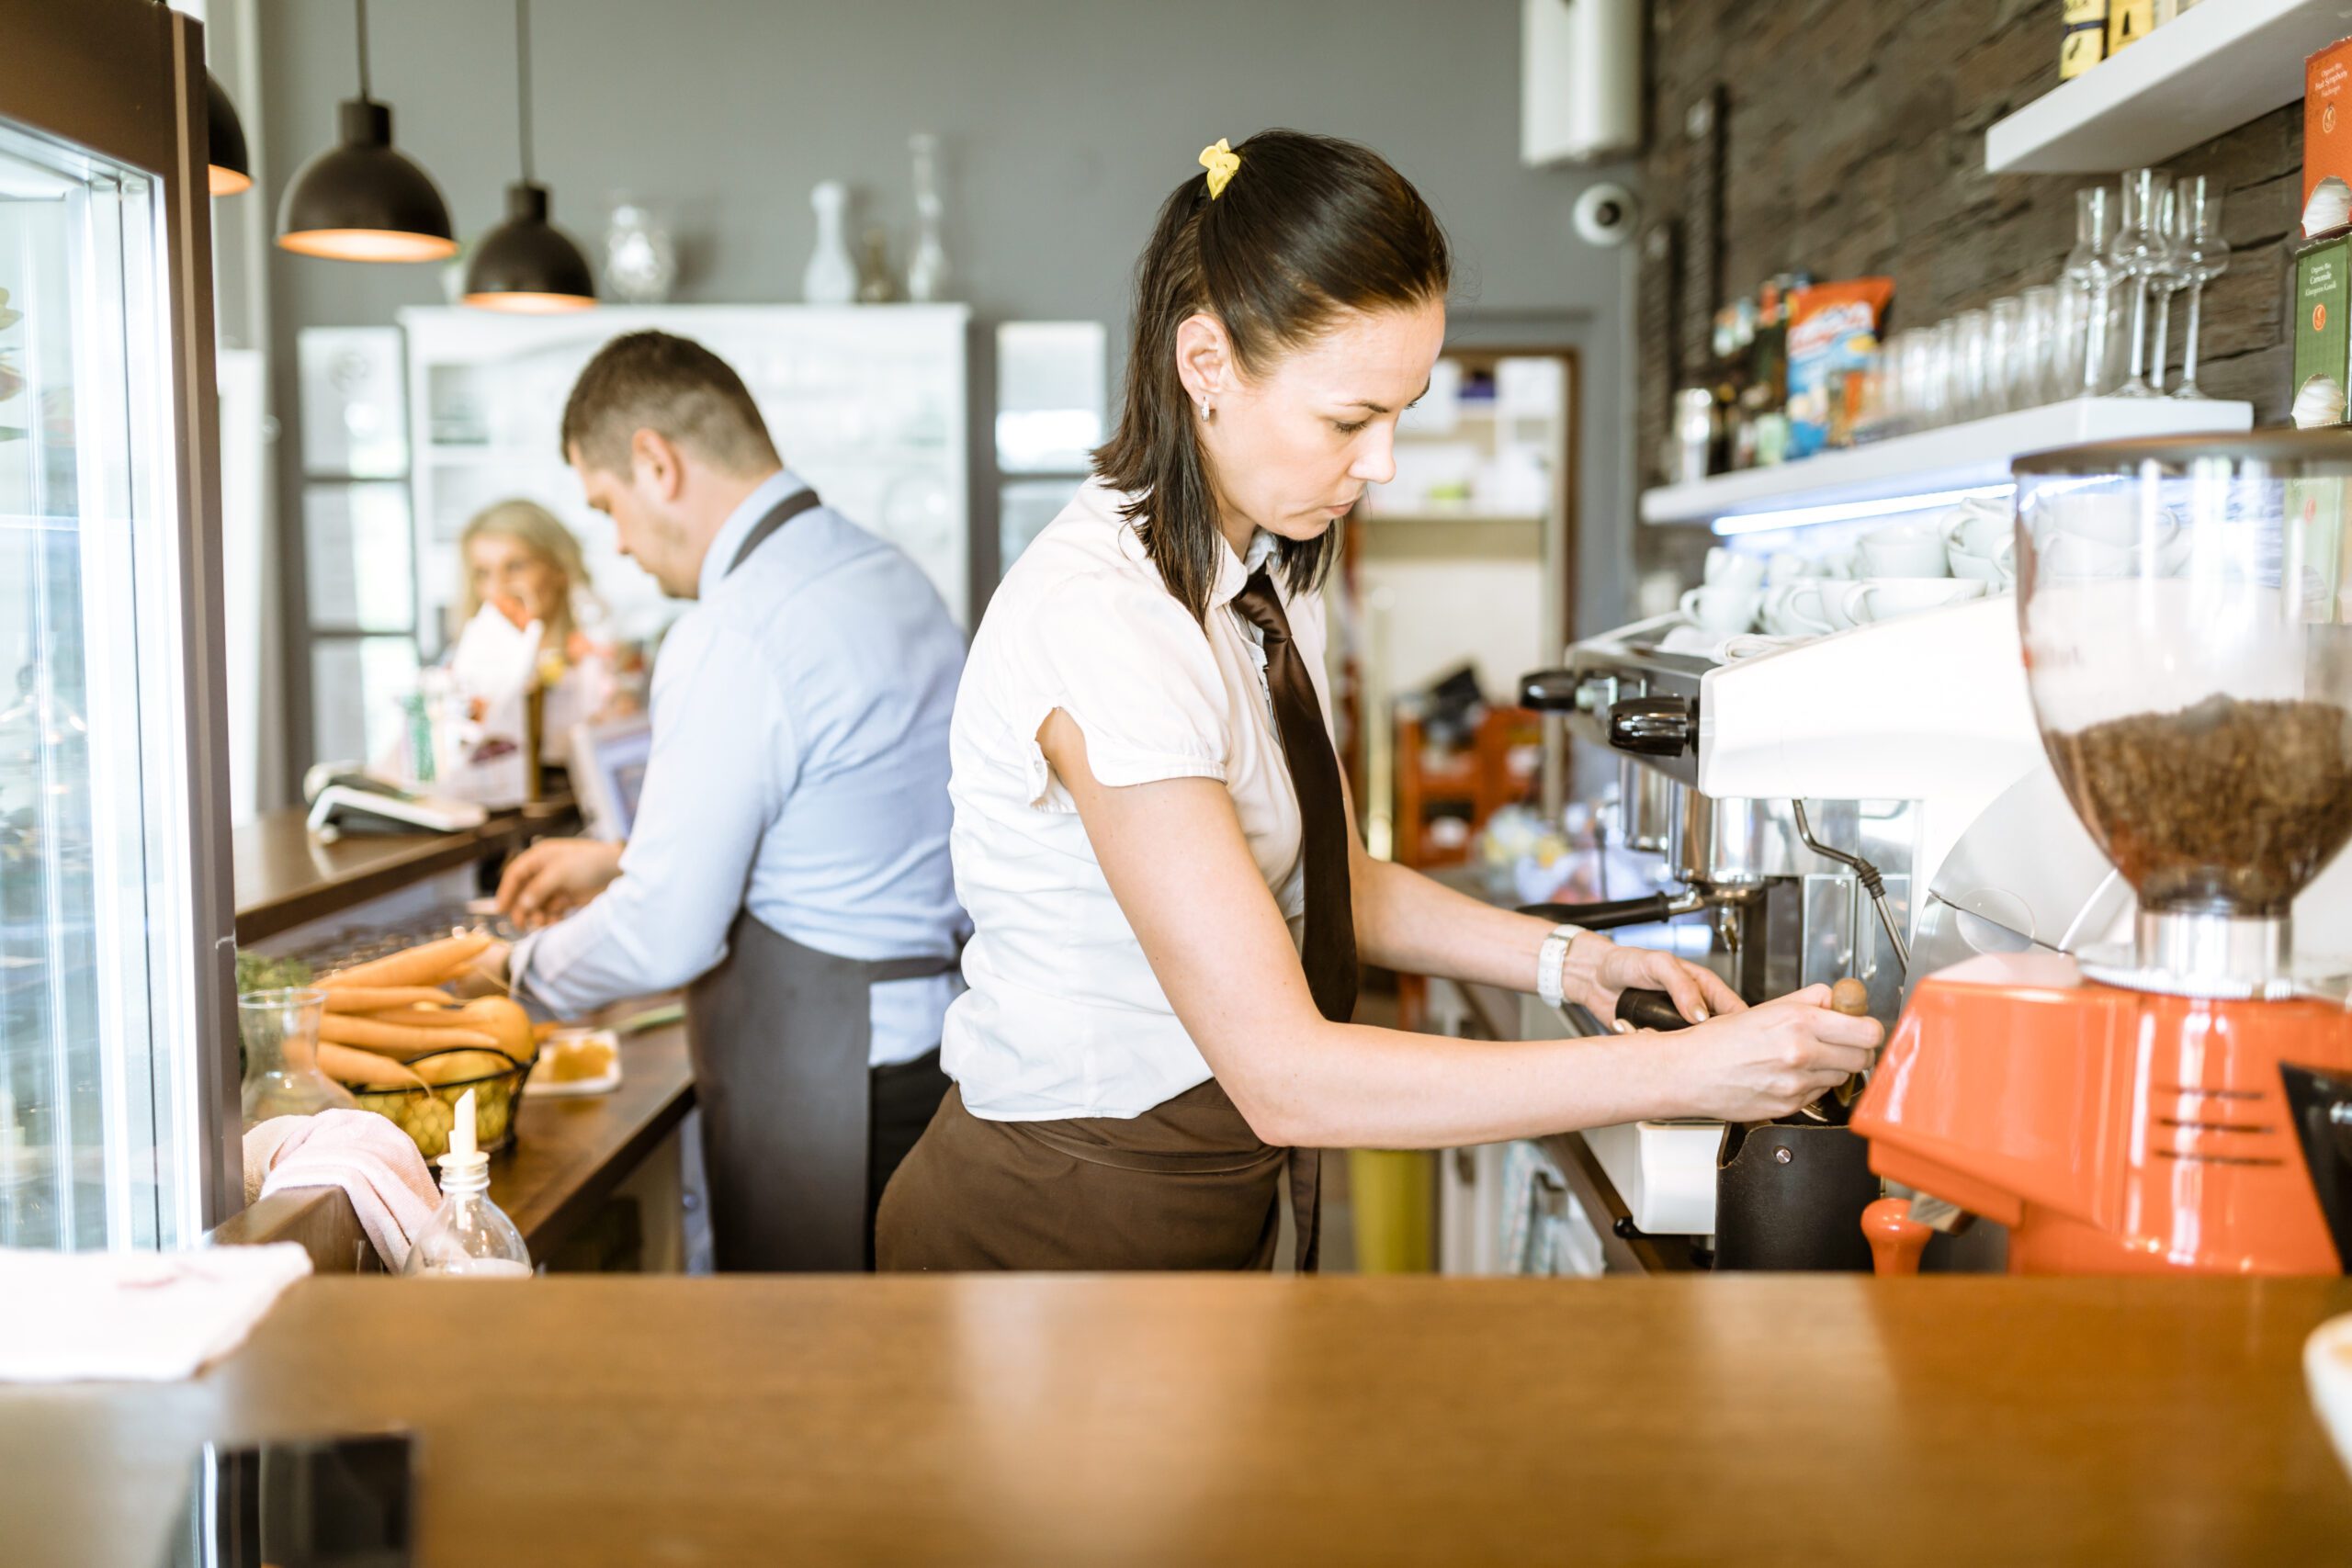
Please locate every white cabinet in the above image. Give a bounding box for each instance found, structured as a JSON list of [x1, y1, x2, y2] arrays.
[[399, 304, 973, 655]]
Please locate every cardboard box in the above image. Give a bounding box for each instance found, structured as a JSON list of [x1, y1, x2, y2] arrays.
[[2293, 233, 2351, 426], [2306, 37, 2352, 236]]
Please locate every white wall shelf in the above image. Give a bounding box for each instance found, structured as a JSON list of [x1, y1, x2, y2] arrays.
[[1639, 397, 2254, 528], [1986, 0, 2352, 175]]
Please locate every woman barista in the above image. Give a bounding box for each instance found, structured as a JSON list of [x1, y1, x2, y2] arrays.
[[876, 131, 1882, 1271], [455, 500, 623, 760]]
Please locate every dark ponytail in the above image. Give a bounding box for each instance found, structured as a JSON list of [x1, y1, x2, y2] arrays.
[[1093, 130, 1451, 622]]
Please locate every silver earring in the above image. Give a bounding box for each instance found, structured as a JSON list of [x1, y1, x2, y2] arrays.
[[1199, 397, 1213, 422]]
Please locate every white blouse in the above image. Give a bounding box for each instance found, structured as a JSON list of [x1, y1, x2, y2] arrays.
[[942, 479, 1336, 1121]]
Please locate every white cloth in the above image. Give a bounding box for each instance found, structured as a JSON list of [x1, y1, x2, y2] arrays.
[[243, 1111, 442, 1272], [0, 1244, 311, 1382], [943, 479, 1332, 1121], [513, 469, 970, 1066]]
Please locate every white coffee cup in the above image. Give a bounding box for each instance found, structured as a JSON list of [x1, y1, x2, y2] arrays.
[[1812, 548, 1857, 580], [1941, 497, 2012, 563], [1764, 550, 1810, 585], [1857, 520, 1950, 579], [1838, 577, 1987, 625], [2308, 1314, 2352, 1482], [1761, 577, 1835, 637], [1704, 546, 1768, 594], [2032, 491, 2188, 579], [1680, 582, 1764, 634], [1948, 543, 2017, 588]]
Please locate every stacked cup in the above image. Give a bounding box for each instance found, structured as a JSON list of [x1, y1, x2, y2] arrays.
[[1679, 545, 1766, 636]]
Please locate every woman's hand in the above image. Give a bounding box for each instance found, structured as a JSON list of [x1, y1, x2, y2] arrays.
[[1565, 932, 1745, 1028], [1652, 985, 1883, 1122]]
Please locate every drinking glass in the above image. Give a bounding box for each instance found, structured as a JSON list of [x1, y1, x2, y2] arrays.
[[1952, 309, 1993, 422], [2062, 187, 2116, 397], [1985, 296, 2025, 416], [2170, 180, 2231, 400], [2016, 285, 2061, 408], [2106, 168, 2174, 398], [1928, 318, 1959, 426]]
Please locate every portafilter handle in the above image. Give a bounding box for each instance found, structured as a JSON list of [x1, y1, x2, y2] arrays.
[[1611, 987, 1698, 1032], [1517, 892, 1706, 931]]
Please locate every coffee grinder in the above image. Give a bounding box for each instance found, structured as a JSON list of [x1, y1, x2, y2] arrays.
[[1855, 431, 2352, 1274]]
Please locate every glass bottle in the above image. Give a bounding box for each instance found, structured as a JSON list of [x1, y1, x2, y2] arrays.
[[2106, 168, 2173, 398], [802, 180, 857, 306], [238, 987, 357, 1126], [2143, 184, 2189, 393], [2061, 187, 2115, 398], [906, 132, 951, 303], [856, 226, 898, 304], [401, 1089, 532, 1277]]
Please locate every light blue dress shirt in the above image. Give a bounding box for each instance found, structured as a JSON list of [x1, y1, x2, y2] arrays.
[[513, 469, 969, 1066]]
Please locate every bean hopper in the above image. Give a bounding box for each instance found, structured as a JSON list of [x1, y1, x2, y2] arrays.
[[1855, 430, 2352, 1274]]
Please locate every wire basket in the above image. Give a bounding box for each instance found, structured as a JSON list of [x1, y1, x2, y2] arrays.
[[347, 1044, 537, 1161]]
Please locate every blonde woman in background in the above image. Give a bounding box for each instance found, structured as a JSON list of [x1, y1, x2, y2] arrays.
[[457, 499, 623, 758]]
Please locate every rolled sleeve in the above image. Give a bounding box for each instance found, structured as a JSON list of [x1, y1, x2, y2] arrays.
[[513, 615, 788, 1014], [1019, 573, 1233, 810]]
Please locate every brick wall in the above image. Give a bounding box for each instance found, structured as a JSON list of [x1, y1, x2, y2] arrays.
[[1633, 0, 2299, 486]]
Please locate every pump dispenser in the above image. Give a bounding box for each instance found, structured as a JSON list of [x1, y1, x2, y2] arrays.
[[401, 1089, 532, 1277]]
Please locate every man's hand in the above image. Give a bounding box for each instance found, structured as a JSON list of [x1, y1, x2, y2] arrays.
[[496, 838, 626, 931]]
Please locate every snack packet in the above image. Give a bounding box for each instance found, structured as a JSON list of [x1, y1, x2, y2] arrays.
[[1785, 277, 1894, 459]]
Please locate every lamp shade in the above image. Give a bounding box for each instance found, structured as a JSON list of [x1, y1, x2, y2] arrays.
[[462, 182, 596, 312], [277, 99, 457, 262], [206, 73, 252, 197]]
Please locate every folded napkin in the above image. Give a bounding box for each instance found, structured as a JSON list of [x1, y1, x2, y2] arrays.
[[0, 1243, 311, 1382], [1657, 625, 1816, 662], [243, 1110, 441, 1272]]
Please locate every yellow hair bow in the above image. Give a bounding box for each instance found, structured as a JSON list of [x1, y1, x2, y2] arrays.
[[1198, 138, 1241, 199]]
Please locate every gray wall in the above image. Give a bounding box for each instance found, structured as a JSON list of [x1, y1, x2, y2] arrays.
[[254, 0, 1640, 759]]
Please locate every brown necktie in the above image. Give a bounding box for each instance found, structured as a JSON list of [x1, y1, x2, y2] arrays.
[[1231, 569, 1360, 1026]]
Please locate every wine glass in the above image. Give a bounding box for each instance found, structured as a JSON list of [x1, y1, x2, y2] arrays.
[[2171, 181, 2231, 400], [2061, 187, 2116, 397], [2143, 182, 2192, 393], [2106, 168, 2174, 399]]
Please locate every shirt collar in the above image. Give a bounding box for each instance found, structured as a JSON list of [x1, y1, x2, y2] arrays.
[[1211, 528, 1283, 609], [698, 468, 810, 600]]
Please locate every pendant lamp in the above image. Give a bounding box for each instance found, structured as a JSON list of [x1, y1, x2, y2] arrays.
[[277, 0, 456, 263], [463, 0, 594, 312], [206, 73, 252, 197]]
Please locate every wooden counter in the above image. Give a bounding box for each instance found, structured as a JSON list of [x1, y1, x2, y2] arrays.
[[6, 1273, 2350, 1566], [232, 800, 571, 945]]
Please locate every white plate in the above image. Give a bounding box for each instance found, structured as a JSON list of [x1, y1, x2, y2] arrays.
[[522, 1028, 622, 1097]]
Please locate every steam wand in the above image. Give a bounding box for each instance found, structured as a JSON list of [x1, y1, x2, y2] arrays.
[[1790, 801, 1909, 976]]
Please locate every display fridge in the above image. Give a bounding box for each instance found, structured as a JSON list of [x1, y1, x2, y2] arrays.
[[1, 2, 237, 1248]]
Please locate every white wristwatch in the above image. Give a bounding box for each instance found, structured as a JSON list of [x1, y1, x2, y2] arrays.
[[1536, 923, 1589, 1010]]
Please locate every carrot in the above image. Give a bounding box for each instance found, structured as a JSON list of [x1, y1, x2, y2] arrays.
[[318, 1043, 428, 1089], [320, 933, 492, 992], [357, 1005, 480, 1030], [321, 986, 457, 1014], [319, 1012, 501, 1056]]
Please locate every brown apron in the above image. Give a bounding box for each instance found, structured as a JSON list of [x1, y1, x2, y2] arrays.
[[686, 909, 958, 1270], [875, 1077, 1321, 1273]]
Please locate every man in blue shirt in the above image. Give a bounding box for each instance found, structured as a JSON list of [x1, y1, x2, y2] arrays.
[[491, 331, 967, 1271]]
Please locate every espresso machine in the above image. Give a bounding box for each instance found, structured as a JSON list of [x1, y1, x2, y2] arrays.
[[1856, 431, 2352, 1275], [1520, 587, 2052, 1267]]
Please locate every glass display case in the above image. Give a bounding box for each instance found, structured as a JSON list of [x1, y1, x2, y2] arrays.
[[1, 4, 235, 1246]]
